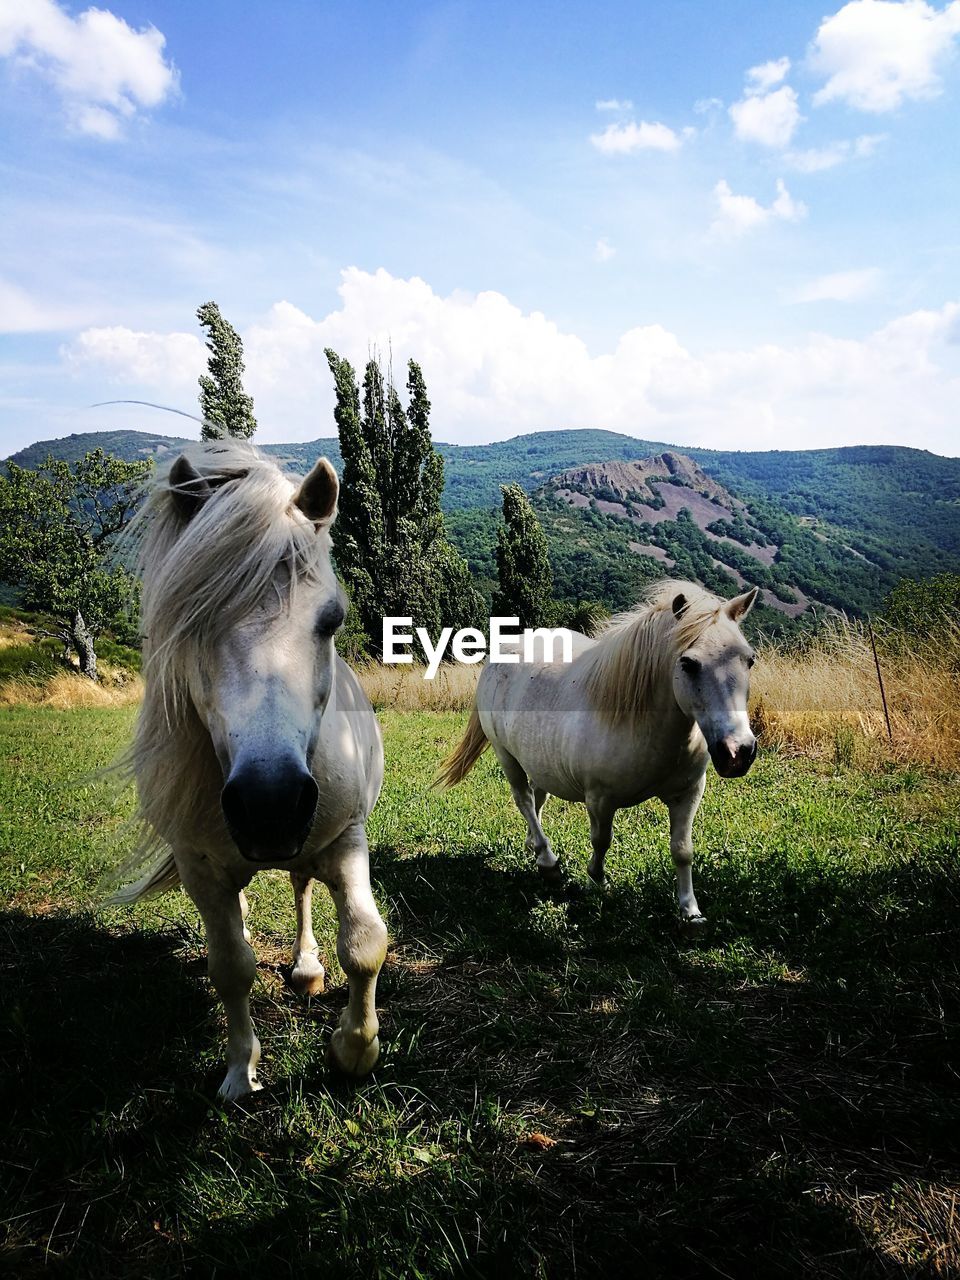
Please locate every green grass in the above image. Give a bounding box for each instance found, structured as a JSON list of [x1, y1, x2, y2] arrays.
[[1, 708, 959, 1277]]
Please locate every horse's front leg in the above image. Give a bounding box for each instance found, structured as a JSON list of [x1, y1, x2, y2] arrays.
[[290, 871, 325, 996], [666, 774, 707, 925], [177, 854, 261, 1100], [317, 825, 388, 1077]]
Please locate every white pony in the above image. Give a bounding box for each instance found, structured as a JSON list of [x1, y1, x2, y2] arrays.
[[110, 441, 387, 1100], [439, 581, 759, 921]]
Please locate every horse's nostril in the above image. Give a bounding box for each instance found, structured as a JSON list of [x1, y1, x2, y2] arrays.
[[220, 759, 318, 860], [295, 774, 319, 829], [220, 775, 247, 831]]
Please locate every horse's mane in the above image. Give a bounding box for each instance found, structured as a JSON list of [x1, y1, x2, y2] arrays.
[[134, 440, 334, 709], [582, 579, 725, 724], [114, 441, 335, 889]]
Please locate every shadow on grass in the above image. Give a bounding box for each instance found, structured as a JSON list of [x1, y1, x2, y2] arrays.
[[0, 910, 215, 1275], [1, 835, 959, 1278], [364, 841, 960, 1277]]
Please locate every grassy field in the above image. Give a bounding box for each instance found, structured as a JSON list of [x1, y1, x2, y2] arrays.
[[1, 706, 959, 1277]]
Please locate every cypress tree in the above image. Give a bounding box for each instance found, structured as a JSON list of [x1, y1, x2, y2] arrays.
[[325, 350, 483, 657], [197, 301, 258, 440], [492, 484, 553, 630]]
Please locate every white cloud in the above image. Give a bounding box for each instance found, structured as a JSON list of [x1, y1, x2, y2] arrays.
[[788, 267, 882, 302], [593, 237, 616, 263], [785, 133, 885, 171], [0, 278, 91, 332], [595, 97, 633, 112], [712, 179, 807, 236], [0, 0, 177, 138], [590, 119, 683, 153], [64, 325, 205, 387], [729, 84, 802, 147], [810, 0, 960, 113], [62, 269, 960, 454], [770, 181, 807, 221], [746, 56, 792, 92]]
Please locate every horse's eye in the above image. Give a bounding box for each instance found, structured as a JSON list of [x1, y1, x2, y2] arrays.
[[315, 599, 345, 637], [679, 655, 701, 677]]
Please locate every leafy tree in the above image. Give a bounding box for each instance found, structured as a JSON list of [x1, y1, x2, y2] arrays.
[[325, 349, 483, 657], [197, 301, 258, 440], [551, 598, 609, 636], [0, 450, 151, 679], [882, 573, 960, 645], [492, 484, 553, 629]]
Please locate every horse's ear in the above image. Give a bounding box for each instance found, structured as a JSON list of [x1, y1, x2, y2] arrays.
[[725, 586, 759, 622], [169, 455, 212, 520], [672, 593, 688, 619], [293, 457, 339, 527]]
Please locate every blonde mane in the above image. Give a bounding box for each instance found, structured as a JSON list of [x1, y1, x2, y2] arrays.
[[583, 579, 726, 724], [135, 440, 334, 705], [116, 441, 335, 890]]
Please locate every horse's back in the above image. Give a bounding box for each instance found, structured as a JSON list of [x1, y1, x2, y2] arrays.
[[475, 633, 602, 800], [474, 629, 701, 806]]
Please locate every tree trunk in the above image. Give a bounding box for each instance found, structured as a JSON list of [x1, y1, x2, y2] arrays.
[[71, 610, 98, 681]]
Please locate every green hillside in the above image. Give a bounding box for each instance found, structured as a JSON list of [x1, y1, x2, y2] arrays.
[[698, 445, 960, 571], [6, 427, 960, 623], [5, 426, 663, 499]]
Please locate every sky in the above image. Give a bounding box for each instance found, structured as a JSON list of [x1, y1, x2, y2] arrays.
[[1, 0, 959, 457]]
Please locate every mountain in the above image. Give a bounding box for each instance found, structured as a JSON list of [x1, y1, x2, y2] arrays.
[[542, 452, 821, 625], [6, 427, 960, 626], [4, 429, 346, 476]]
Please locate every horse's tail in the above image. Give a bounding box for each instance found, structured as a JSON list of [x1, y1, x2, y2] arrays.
[[103, 849, 181, 906], [435, 703, 488, 788]]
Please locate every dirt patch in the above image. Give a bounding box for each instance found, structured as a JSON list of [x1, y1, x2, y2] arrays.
[[629, 542, 675, 566], [761, 587, 811, 619], [705, 531, 777, 566], [555, 489, 590, 509]]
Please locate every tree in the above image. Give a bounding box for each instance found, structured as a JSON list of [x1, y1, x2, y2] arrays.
[[552, 598, 609, 637], [492, 484, 553, 629], [325, 349, 484, 657], [197, 301, 258, 440], [0, 450, 150, 679], [882, 573, 960, 647]]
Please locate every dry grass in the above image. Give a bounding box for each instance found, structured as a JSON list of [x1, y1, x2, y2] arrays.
[[1, 615, 956, 768], [829, 1181, 960, 1275], [353, 622, 960, 770], [0, 666, 143, 709], [354, 659, 481, 711], [753, 619, 960, 770]]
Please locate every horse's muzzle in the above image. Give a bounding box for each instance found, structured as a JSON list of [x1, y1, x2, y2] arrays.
[[709, 736, 757, 778], [221, 759, 319, 861]]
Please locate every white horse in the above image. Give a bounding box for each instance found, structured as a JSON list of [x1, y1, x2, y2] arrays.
[[439, 581, 759, 922], [110, 441, 387, 1100]]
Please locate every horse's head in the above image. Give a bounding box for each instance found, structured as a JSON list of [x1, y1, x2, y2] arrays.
[[670, 586, 759, 778], [165, 451, 345, 862]]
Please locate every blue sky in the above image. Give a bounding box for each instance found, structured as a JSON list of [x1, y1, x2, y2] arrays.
[[1, 0, 959, 455]]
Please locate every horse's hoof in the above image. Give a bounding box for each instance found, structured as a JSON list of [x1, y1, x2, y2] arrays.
[[217, 1071, 263, 1102], [537, 862, 565, 889], [586, 869, 607, 891], [328, 1030, 379, 1078], [289, 965, 326, 997], [678, 912, 708, 930]]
